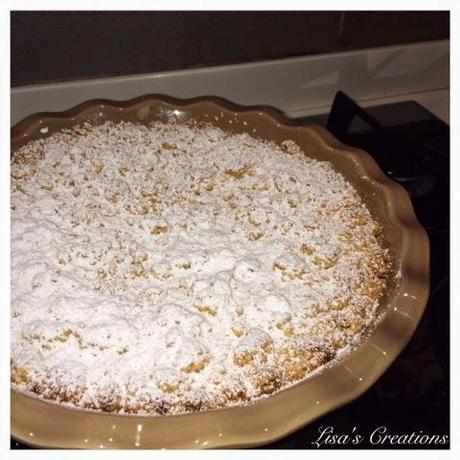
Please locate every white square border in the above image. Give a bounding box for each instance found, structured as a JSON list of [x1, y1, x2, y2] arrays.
[[2, 2, 456, 459]]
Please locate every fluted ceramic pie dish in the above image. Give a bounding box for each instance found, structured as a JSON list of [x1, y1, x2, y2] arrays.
[[11, 95, 429, 449]]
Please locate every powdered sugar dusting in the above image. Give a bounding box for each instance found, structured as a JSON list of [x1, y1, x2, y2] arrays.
[[11, 121, 390, 414]]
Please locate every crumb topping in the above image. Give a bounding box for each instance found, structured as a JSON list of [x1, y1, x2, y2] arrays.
[[11, 121, 390, 415]]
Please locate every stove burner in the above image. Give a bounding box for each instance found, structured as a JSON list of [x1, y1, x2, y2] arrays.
[[326, 91, 449, 237]]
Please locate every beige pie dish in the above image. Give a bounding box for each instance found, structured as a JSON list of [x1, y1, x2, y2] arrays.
[[11, 95, 429, 449]]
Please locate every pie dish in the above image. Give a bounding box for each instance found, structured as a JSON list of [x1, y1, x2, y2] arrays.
[[11, 95, 429, 449]]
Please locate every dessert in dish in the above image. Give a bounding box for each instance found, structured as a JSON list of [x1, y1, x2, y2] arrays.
[[11, 120, 391, 415]]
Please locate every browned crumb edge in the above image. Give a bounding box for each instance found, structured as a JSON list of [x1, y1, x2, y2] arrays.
[[11, 329, 375, 416], [11, 347, 330, 414]]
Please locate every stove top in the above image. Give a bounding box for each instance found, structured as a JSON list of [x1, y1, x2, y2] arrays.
[[11, 91, 450, 450]]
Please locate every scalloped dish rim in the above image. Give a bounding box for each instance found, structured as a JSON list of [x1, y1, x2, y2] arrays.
[[11, 95, 430, 449]]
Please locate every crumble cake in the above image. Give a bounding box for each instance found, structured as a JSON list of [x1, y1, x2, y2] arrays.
[[11, 120, 391, 415]]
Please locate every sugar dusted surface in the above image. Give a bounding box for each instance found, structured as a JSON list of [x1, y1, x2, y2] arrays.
[[11, 121, 390, 415]]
